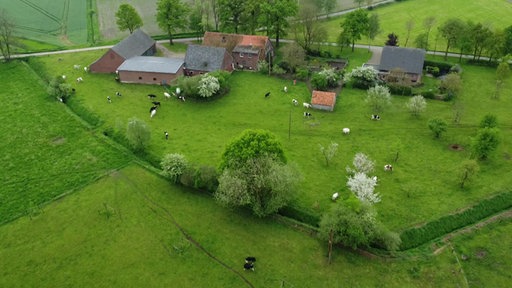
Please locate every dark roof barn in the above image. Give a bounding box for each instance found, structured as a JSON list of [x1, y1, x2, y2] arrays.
[[379, 46, 426, 75], [184, 44, 233, 74]]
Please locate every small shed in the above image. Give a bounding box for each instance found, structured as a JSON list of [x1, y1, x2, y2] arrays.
[[311, 90, 337, 111], [117, 56, 184, 85]]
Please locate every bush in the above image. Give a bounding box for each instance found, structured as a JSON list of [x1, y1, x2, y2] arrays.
[[423, 60, 452, 75], [387, 83, 412, 96], [194, 165, 218, 192], [421, 89, 436, 99], [176, 75, 200, 98], [257, 61, 269, 74], [399, 190, 512, 250], [425, 66, 440, 77], [278, 206, 320, 227], [295, 68, 310, 80], [272, 65, 286, 75], [278, 61, 292, 73]]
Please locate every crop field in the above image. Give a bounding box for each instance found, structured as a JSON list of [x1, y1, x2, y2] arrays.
[[0, 61, 131, 224], [322, 0, 512, 49], [27, 49, 512, 233], [0, 0, 88, 47]]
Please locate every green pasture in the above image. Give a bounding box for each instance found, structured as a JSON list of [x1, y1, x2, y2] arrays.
[[0, 164, 473, 287], [322, 0, 512, 50], [0, 0, 88, 47], [0, 61, 131, 224], [27, 48, 512, 232]]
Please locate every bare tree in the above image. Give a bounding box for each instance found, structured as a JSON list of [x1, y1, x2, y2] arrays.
[[404, 17, 414, 47], [0, 9, 15, 61], [423, 16, 436, 51]]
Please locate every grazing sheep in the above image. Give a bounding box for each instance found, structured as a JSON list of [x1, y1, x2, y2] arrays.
[[384, 164, 393, 171], [164, 92, 171, 99], [73, 64, 81, 70], [176, 87, 181, 95], [342, 128, 350, 134], [284, 86, 288, 93], [371, 114, 380, 120], [332, 192, 339, 201], [292, 99, 298, 106], [61, 75, 66, 80], [83, 66, 88, 72], [303, 102, 311, 108], [76, 77, 83, 83]]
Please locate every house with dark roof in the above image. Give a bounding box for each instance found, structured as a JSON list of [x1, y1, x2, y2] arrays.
[[183, 45, 233, 76], [377, 46, 426, 84], [90, 29, 156, 73], [311, 90, 337, 111], [202, 32, 273, 70], [117, 56, 184, 85]]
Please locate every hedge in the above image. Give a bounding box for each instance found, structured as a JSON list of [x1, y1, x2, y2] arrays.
[[423, 60, 453, 75], [399, 190, 512, 250], [278, 205, 320, 227]]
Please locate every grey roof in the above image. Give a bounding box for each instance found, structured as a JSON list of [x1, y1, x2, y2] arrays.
[[184, 45, 228, 72], [111, 29, 155, 59], [117, 56, 184, 74], [379, 46, 426, 75], [233, 45, 260, 54]]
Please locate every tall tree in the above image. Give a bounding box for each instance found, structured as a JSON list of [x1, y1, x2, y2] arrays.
[[218, 0, 245, 33], [340, 9, 369, 52], [294, 1, 327, 52], [126, 118, 151, 153], [243, 0, 263, 34], [156, 0, 189, 45], [467, 21, 492, 60], [210, 0, 220, 31], [404, 18, 414, 47], [422, 16, 436, 51], [0, 9, 15, 61], [260, 0, 298, 48], [367, 13, 380, 50], [503, 25, 512, 56], [385, 32, 398, 46], [438, 18, 465, 60], [115, 4, 143, 34]]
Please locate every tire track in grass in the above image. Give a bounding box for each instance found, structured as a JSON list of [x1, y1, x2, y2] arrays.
[[117, 170, 255, 288], [18, 0, 61, 24]]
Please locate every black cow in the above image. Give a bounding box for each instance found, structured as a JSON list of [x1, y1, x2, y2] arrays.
[[245, 257, 256, 263], [152, 101, 161, 106], [244, 262, 255, 271], [304, 112, 312, 117], [149, 106, 158, 113], [371, 114, 380, 120], [116, 91, 122, 97], [148, 94, 157, 99], [264, 92, 271, 98]]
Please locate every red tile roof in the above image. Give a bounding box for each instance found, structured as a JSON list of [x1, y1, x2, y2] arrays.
[[203, 32, 269, 50], [311, 90, 336, 107]]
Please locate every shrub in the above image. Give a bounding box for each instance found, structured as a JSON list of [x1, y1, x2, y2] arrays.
[[421, 89, 436, 99], [295, 68, 310, 80], [198, 75, 220, 98], [272, 65, 286, 75], [344, 66, 379, 89], [257, 61, 269, 74], [387, 83, 412, 96], [194, 165, 218, 192], [161, 153, 189, 184], [176, 75, 200, 98], [278, 206, 320, 227], [423, 60, 452, 75], [425, 66, 440, 77]]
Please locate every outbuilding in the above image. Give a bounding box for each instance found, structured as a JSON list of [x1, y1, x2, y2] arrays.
[[311, 90, 337, 111], [117, 56, 184, 85]]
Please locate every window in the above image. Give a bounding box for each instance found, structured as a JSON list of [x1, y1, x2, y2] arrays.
[[138, 76, 142, 80], [240, 53, 244, 58], [153, 78, 157, 81]]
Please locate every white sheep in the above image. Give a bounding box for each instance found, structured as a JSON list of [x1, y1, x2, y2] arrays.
[[342, 128, 350, 134], [332, 192, 339, 201], [76, 77, 83, 83], [61, 75, 66, 80], [164, 92, 171, 99], [303, 102, 311, 108], [83, 66, 88, 72], [292, 99, 298, 106], [73, 64, 81, 70], [284, 86, 288, 93]]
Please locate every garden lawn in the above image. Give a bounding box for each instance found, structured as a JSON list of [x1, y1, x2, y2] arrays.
[[321, 0, 512, 50], [0, 164, 471, 288], [0, 61, 131, 224], [27, 50, 512, 232]]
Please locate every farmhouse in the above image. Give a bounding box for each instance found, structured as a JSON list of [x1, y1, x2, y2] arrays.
[[202, 32, 274, 70], [183, 45, 234, 76], [377, 46, 426, 84], [311, 90, 337, 111], [90, 29, 156, 73], [116, 56, 184, 85]]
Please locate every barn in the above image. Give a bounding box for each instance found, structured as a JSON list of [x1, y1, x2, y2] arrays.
[[117, 56, 184, 85], [89, 29, 156, 73], [311, 90, 337, 111]]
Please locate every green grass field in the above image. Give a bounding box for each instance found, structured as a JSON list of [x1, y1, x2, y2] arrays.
[[0, 0, 88, 47], [0, 164, 475, 287], [26, 49, 512, 233], [0, 60, 131, 224], [322, 0, 512, 50]]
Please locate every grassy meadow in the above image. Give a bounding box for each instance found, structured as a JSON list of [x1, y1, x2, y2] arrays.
[[26, 48, 512, 233], [0, 164, 475, 288], [0, 61, 131, 224], [322, 0, 512, 50]]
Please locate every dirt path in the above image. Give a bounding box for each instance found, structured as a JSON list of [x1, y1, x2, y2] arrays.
[[155, 43, 185, 59]]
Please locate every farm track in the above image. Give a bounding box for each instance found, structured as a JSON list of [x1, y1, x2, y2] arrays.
[[115, 170, 255, 288]]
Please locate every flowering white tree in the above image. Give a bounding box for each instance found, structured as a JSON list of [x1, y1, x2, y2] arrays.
[[161, 153, 188, 183], [366, 84, 391, 113], [406, 95, 427, 117], [198, 74, 220, 98], [347, 172, 380, 204], [344, 65, 379, 89], [346, 152, 374, 175]]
